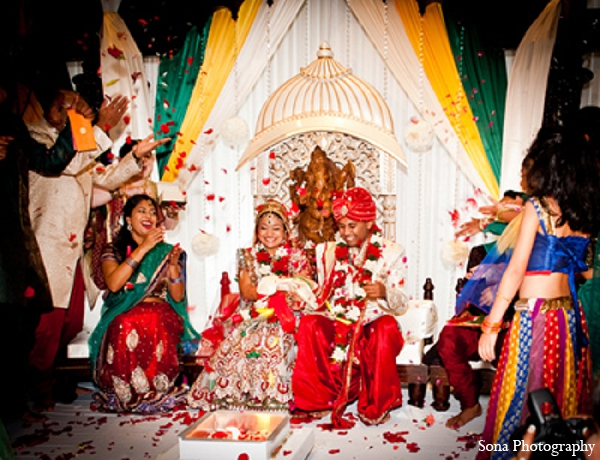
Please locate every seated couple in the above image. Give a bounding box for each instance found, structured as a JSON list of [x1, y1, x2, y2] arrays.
[[188, 187, 410, 427]]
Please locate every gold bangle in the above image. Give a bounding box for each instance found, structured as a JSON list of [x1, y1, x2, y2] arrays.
[[496, 293, 512, 303]]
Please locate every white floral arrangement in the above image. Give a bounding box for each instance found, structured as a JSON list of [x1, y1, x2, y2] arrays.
[[441, 240, 470, 269], [220, 116, 250, 148], [404, 116, 434, 153], [191, 231, 220, 258]]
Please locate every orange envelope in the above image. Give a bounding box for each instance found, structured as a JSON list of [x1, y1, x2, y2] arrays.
[[67, 109, 97, 152]]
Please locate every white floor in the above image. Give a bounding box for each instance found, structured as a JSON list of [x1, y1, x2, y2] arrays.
[[5, 383, 487, 459]]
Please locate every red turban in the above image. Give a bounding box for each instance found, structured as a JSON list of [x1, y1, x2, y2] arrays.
[[332, 187, 376, 222]]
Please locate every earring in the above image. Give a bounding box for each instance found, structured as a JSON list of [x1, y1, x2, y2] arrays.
[[127, 223, 132, 231]]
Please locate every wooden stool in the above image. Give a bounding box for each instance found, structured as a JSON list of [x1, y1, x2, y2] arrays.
[[397, 364, 428, 408]]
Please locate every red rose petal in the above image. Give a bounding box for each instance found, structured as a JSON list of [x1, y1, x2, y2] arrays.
[[24, 286, 35, 298]]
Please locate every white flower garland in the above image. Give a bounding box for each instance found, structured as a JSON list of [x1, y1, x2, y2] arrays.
[[328, 227, 383, 363]]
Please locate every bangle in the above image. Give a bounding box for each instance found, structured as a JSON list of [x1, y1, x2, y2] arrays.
[[125, 257, 139, 270], [496, 293, 512, 303], [481, 318, 503, 334], [168, 276, 183, 284]]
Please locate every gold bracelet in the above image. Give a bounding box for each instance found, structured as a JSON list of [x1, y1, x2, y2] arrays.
[[496, 293, 512, 303]]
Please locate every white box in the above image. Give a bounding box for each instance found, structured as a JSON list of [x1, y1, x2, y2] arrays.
[[157, 181, 187, 205], [178, 411, 290, 460]]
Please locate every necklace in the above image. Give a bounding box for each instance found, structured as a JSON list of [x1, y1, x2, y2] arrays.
[[329, 225, 383, 364]]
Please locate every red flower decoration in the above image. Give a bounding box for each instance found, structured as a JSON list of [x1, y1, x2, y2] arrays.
[[366, 243, 382, 261], [107, 46, 125, 60], [231, 314, 243, 324], [262, 178, 270, 186], [272, 258, 289, 276], [256, 251, 271, 264], [335, 244, 349, 261]]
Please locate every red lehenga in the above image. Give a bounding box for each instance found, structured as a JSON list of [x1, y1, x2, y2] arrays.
[[89, 243, 199, 413]]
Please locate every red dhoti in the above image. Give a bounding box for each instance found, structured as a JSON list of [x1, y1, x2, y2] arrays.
[[292, 314, 404, 424]]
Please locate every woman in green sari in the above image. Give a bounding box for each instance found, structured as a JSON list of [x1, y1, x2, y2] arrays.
[[88, 194, 199, 413]]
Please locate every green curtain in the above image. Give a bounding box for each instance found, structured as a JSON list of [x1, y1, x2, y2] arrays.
[[154, 20, 212, 178], [579, 234, 600, 378], [445, 12, 507, 184]]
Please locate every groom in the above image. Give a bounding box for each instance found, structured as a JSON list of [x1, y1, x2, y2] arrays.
[[292, 187, 409, 427]]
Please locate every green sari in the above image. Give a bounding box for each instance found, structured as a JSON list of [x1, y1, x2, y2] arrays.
[[88, 242, 199, 371]]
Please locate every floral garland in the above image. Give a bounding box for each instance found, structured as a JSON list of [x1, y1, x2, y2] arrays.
[[253, 241, 292, 277], [329, 225, 383, 364], [240, 240, 293, 321]]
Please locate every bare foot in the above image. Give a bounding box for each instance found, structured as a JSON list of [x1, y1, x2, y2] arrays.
[[359, 411, 391, 426], [445, 403, 482, 429]]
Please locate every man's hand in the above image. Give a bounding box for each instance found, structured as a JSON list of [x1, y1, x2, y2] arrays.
[[96, 95, 129, 133], [133, 134, 172, 160], [456, 218, 484, 239], [60, 90, 94, 119], [363, 281, 386, 300], [511, 425, 536, 460]]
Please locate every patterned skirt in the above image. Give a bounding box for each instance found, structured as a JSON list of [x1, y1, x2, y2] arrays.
[[478, 296, 592, 459], [93, 301, 185, 413], [187, 317, 295, 412]]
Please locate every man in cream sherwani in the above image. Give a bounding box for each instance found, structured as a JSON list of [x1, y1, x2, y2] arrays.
[[26, 90, 152, 411]]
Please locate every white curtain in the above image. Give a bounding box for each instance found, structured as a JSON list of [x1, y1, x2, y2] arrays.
[[168, 0, 307, 329], [347, 0, 489, 196], [100, 11, 154, 155], [173, 0, 480, 330], [499, 0, 561, 192], [67, 0, 600, 334]]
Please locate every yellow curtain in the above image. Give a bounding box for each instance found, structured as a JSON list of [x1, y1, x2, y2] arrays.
[[162, 0, 261, 181], [396, 0, 499, 198]]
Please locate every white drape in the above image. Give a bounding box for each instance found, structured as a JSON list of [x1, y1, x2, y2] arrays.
[[100, 12, 153, 154], [499, 0, 560, 192], [168, 0, 307, 328], [172, 0, 480, 330], [175, 0, 307, 190], [347, 0, 489, 196], [71, 0, 600, 335]]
